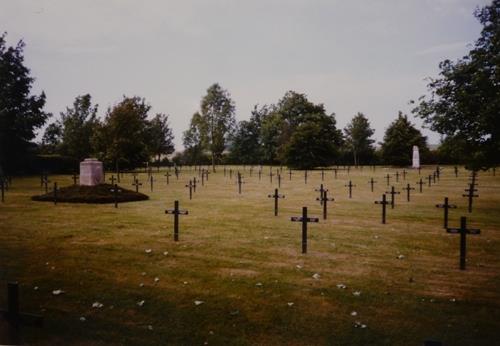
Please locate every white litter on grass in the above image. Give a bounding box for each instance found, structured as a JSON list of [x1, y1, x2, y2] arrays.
[[52, 290, 64, 295], [336, 284, 347, 289], [450, 298, 456, 302], [137, 300, 145, 307], [141, 272, 147, 276], [255, 282, 263, 287], [287, 302, 294, 307], [145, 249, 152, 254], [194, 300, 204, 306], [79, 317, 86, 322], [183, 281, 188, 285], [354, 321, 367, 328], [139, 283, 144, 287], [92, 302, 103, 308], [350, 311, 358, 316], [154, 277, 159, 283], [147, 325, 153, 331], [163, 251, 168, 256], [296, 265, 302, 269], [397, 254, 405, 260], [34, 286, 39, 291], [353, 291, 361, 296], [312, 273, 321, 280]]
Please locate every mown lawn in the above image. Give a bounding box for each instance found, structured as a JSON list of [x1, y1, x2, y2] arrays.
[[0, 165, 499, 345]]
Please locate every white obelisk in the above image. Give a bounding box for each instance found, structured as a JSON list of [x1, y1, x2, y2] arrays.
[[412, 146, 420, 169]]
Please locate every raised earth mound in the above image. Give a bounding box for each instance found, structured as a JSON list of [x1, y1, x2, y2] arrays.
[[31, 183, 149, 204]]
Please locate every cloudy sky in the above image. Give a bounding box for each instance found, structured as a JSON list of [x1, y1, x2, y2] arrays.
[[2, 0, 490, 149]]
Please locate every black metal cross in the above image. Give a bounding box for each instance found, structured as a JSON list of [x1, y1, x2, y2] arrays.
[[268, 188, 285, 216], [316, 190, 335, 220], [432, 171, 437, 184], [321, 169, 325, 181], [110, 184, 122, 208], [454, 166, 458, 177], [132, 178, 142, 193], [277, 173, 281, 188], [164, 171, 171, 185], [0, 282, 43, 345], [402, 169, 407, 180], [385, 174, 391, 186], [436, 166, 441, 180], [446, 216, 480, 270], [375, 194, 389, 224], [304, 170, 308, 184], [175, 167, 180, 180], [109, 175, 117, 185], [165, 200, 189, 241], [53, 182, 58, 205], [345, 180, 356, 199], [185, 180, 193, 200], [462, 184, 479, 213], [427, 174, 432, 187], [269, 170, 274, 184], [237, 172, 244, 194], [395, 171, 399, 182], [258, 170, 262, 181], [192, 177, 198, 193], [385, 186, 400, 209], [333, 168, 338, 179], [291, 207, 319, 254], [203, 169, 210, 182], [42, 177, 50, 194], [416, 178, 424, 193], [368, 178, 377, 192], [315, 184, 327, 205], [72, 173, 78, 185], [402, 183, 415, 202], [289, 169, 293, 181], [436, 197, 457, 229], [150, 176, 154, 192]]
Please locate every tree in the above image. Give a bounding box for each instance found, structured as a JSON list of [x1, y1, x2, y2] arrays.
[[199, 83, 236, 171], [411, 0, 500, 170], [182, 112, 205, 165], [228, 105, 266, 164], [41, 122, 62, 154], [98, 96, 151, 170], [381, 112, 429, 166], [344, 112, 375, 166], [58, 94, 98, 161], [146, 113, 175, 169], [0, 33, 50, 173], [283, 116, 340, 169]]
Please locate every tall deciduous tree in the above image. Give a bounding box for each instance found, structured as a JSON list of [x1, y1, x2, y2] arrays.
[[97, 96, 151, 171], [411, 0, 500, 170], [199, 83, 236, 171], [182, 112, 205, 164], [41, 122, 62, 154], [229, 105, 265, 164], [146, 113, 175, 168], [0, 33, 50, 173], [381, 112, 429, 166], [59, 94, 98, 161], [344, 112, 375, 166]]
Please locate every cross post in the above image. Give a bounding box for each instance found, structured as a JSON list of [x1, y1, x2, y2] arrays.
[[268, 188, 285, 216], [368, 178, 376, 192], [375, 194, 389, 224], [185, 180, 193, 200], [395, 171, 399, 182], [345, 180, 356, 199], [402, 183, 415, 202], [333, 168, 338, 179], [446, 216, 480, 270], [132, 178, 142, 193], [289, 169, 293, 181], [402, 169, 407, 180], [150, 175, 154, 192], [417, 178, 424, 193], [321, 169, 324, 181], [164, 172, 171, 185], [454, 166, 458, 177], [291, 207, 319, 254], [277, 174, 281, 188], [53, 182, 58, 205], [237, 172, 244, 194], [428, 175, 432, 187], [385, 186, 400, 209], [385, 174, 390, 186], [72, 173, 78, 185], [165, 200, 188, 241], [109, 175, 117, 185], [304, 170, 308, 184], [436, 197, 457, 229], [462, 184, 479, 213], [269, 171, 274, 184], [316, 190, 335, 220]]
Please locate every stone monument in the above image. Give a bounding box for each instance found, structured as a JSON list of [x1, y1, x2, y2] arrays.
[[79, 158, 104, 186], [412, 146, 420, 169]]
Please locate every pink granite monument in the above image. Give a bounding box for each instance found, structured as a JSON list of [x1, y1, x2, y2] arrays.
[[79, 158, 104, 186]]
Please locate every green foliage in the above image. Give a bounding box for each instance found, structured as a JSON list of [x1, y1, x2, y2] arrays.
[[41, 122, 63, 154], [146, 113, 175, 166], [96, 96, 151, 170], [0, 33, 50, 173], [381, 112, 429, 166], [228, 105, 267, 164], [58, 94, 99, 161], [199, 83, 236, 170], [411, 0, 500, 170], [182, 112, 206, 165], [344, 112, 376, 166]]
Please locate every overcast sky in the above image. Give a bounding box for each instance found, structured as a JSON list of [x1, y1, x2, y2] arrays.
[[2, 0, 490, 150]]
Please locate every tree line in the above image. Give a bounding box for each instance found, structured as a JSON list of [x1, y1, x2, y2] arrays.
[[0, 0, 498, 174]]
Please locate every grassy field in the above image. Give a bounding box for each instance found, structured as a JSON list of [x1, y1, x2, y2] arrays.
[[1, 165, 499, 345]]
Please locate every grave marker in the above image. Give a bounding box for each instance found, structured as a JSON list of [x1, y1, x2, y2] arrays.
[[192, 177, 197, 192], [132, 178, 142, 193], [462, 184, 479, 213], [110, 184, 122, 208], [185, 180, 193, 200], [375, 194, 389, 224], [277, 174, 281, 188], [304, 170, 308, 184], [108, 175, 117, 185], [291, 207, 319, 254], [237, 172, 244, 194], [368, 178, 377, 192], [385, 186, 400, 209], [268, 188, 285, 216], [150, 176, 154, 192], [427, 175, 432, 187], [436, 197, 457, 229], [416, 178, 424, 193], [53, 182, 58, 205], [315, 184, 327, 205], [402, 184, 415, 202], [0, 282, 43, 345], [454, 166, 458, 177], [395, 171, 400, 182], [385, 174, 391, 186], [72, 173, 79, 185], [446, 216, 480, 270], [316, 190, 334, 220], [164, 171, 171, 185], [345, 180, 356, 199], [165, 200, 189, 241]]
